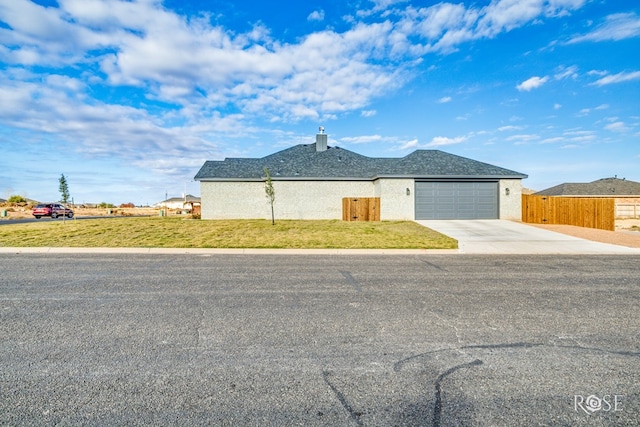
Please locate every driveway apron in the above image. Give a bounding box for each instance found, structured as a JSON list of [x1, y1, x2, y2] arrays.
[[416, 219, 640, 254]]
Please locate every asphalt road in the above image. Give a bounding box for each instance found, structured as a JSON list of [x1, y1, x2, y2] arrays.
[[1, 254, 638, 426]]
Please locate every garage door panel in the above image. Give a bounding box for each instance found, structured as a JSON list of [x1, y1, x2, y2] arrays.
[[415, 181, 498, 220]]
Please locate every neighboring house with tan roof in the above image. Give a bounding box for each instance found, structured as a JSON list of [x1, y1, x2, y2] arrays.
[[535, 177, 640, 218], [154, 195, 201, 210], [194, 130, 528, 221], [535, 177, 640, 197]]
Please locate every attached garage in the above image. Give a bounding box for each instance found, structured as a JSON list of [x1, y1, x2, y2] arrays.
[[415, 181, 498, 220]]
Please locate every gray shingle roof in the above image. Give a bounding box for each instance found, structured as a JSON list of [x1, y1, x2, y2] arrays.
[[194, 144, 527, 181], [535, 177, 640, 196]]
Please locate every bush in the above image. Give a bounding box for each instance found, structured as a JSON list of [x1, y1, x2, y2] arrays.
[[8, 195, 26, 204], [120, 203, 135, 208]]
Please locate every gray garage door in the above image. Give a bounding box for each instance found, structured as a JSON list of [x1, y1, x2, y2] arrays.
[[415, 181, 498, 220]]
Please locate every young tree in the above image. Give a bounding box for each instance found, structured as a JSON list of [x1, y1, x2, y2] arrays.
[[263, 167, 275, 225], [59, 174, 70, 203]]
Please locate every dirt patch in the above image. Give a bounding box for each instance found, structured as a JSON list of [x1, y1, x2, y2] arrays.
[[0, 206, 180, 219], [530, 219, 640, 249], [615, 218, 640, 231]]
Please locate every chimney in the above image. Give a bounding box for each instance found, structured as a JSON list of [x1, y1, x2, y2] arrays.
[[316, 126, 327, 152]]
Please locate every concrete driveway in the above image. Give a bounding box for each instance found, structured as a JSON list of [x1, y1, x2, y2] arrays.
[[417, 219, 640, 254]]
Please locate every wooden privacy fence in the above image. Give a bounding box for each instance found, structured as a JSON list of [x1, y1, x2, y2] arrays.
[[342, 197, 380, 221], [522, 195, 615, 231]]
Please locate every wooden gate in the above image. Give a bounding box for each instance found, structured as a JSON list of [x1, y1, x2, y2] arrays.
[[522, 195, 614, 231], [342, 197, 380, 221]]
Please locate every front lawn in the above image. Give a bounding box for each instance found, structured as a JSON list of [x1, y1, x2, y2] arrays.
[[0, 218, 457, 249]]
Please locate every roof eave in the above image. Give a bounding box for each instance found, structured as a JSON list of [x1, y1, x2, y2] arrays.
[[375, 174, 528, 180], [196, 173, 528, 182], [196, 176, 374, 182]]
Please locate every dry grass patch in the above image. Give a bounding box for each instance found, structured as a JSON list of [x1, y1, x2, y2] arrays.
[[0, 218, 457, 249]]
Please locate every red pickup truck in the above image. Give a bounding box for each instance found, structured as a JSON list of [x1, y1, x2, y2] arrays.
[[32, 203, 74, 219]]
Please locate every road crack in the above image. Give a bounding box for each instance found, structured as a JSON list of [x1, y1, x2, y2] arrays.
[[432, 312, 463, 344]]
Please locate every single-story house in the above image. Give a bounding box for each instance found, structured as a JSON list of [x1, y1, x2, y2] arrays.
[[154, 194, 201, 210], [194, 131, 528, 220], [535, 177, 640, 197], [535, 177, 640, 218]]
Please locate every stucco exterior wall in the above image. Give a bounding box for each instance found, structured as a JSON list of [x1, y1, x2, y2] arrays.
[[376, 178, 415, 220], [499, 179, 523, 220], [200, 180, 375, 220], [201, 178, 524, 220]]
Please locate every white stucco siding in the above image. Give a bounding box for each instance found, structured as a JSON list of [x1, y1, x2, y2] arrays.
[[200, 180, 375, 220], [376, 178, 415, 220], [499, 179, 523, 220], [201, 178, 524, 220], [274, 181, 374, 219], [200, 181, 264, 219]]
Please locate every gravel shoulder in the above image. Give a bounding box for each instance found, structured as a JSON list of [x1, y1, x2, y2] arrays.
[[530, 219, 640, 249]]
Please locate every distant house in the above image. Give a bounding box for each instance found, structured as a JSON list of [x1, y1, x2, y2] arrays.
[[194, 130, 528, 221], [535, 177, 640, 197], [535, 177, 640, 218], [154, 195, 201, 210]]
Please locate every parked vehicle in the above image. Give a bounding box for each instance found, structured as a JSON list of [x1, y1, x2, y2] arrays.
[[32, 203, 74, 219]]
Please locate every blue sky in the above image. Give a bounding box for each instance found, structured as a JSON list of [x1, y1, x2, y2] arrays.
[[1, 0, 639, 205]]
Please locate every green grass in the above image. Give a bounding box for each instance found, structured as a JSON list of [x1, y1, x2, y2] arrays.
[[0, 218, 457, 249]]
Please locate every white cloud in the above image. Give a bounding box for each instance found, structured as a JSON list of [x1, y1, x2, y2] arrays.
[[564, 130, 596, 142], [361, 110, 377, 117], [554, 65, 578, 80], [400, 138, 418, 150], [476, 0, 547, 37], [604, 121, 629, 132], [591, 71, 640, 86], [540, 136, 565, 144], [554, 103, 562, 110], [0, 75, 229, 174], [516, 76, 549, 91], [339, 134, 383, 144], [0, 0, 593, 125], [357, 0, 408, 16], [426, 135, 467, 146], [498, 125, 523, 131], [438, 96, 452, 103], [505, 134, 540, 143], [389, 0, 586, 55], [587, 69, 608, 77], [45, 74, 85, 92], [0, 0, 407, 122], [308, 10, 325, 22], [568, 12, 640, 43]]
